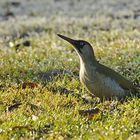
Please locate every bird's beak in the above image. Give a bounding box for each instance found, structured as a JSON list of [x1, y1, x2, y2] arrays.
[[57, 34, 75, 46]]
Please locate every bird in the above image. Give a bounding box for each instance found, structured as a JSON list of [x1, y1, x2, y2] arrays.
[[57, 34, 139, 100]]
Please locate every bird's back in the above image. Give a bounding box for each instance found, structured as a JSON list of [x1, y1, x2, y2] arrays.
[[80, 61, 137, 99]]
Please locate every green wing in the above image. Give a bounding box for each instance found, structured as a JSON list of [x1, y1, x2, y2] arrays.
[[96, 63, 136, 91]]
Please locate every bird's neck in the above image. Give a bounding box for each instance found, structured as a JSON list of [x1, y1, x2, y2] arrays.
[[79, 56, 98, 85], [79, 54, 97, 66], [79, 56, 98, 74]]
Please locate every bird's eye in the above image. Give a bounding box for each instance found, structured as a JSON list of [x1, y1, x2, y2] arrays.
[[80, 42, 84, 46]]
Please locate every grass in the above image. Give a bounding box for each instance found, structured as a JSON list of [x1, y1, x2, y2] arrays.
[[0, 13, 140, 140]]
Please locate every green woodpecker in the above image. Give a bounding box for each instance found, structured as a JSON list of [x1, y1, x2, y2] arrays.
[[57, 34, 138, 100]]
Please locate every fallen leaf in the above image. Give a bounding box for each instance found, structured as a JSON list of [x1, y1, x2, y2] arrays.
[[78, 108, 100, 120], [6, 103, 21, 112], [22, 82, 39, 89], [12, 125, 32, 131]]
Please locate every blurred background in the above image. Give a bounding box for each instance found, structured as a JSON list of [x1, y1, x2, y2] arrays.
[[0, 0, 140, 37], [1, 0, 140, 20]]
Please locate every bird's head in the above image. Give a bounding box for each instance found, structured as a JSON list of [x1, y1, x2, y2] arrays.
[[57, 34, 96, 63]]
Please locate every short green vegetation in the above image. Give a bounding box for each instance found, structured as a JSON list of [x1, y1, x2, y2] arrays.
[[0, 0, 140, 139]]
